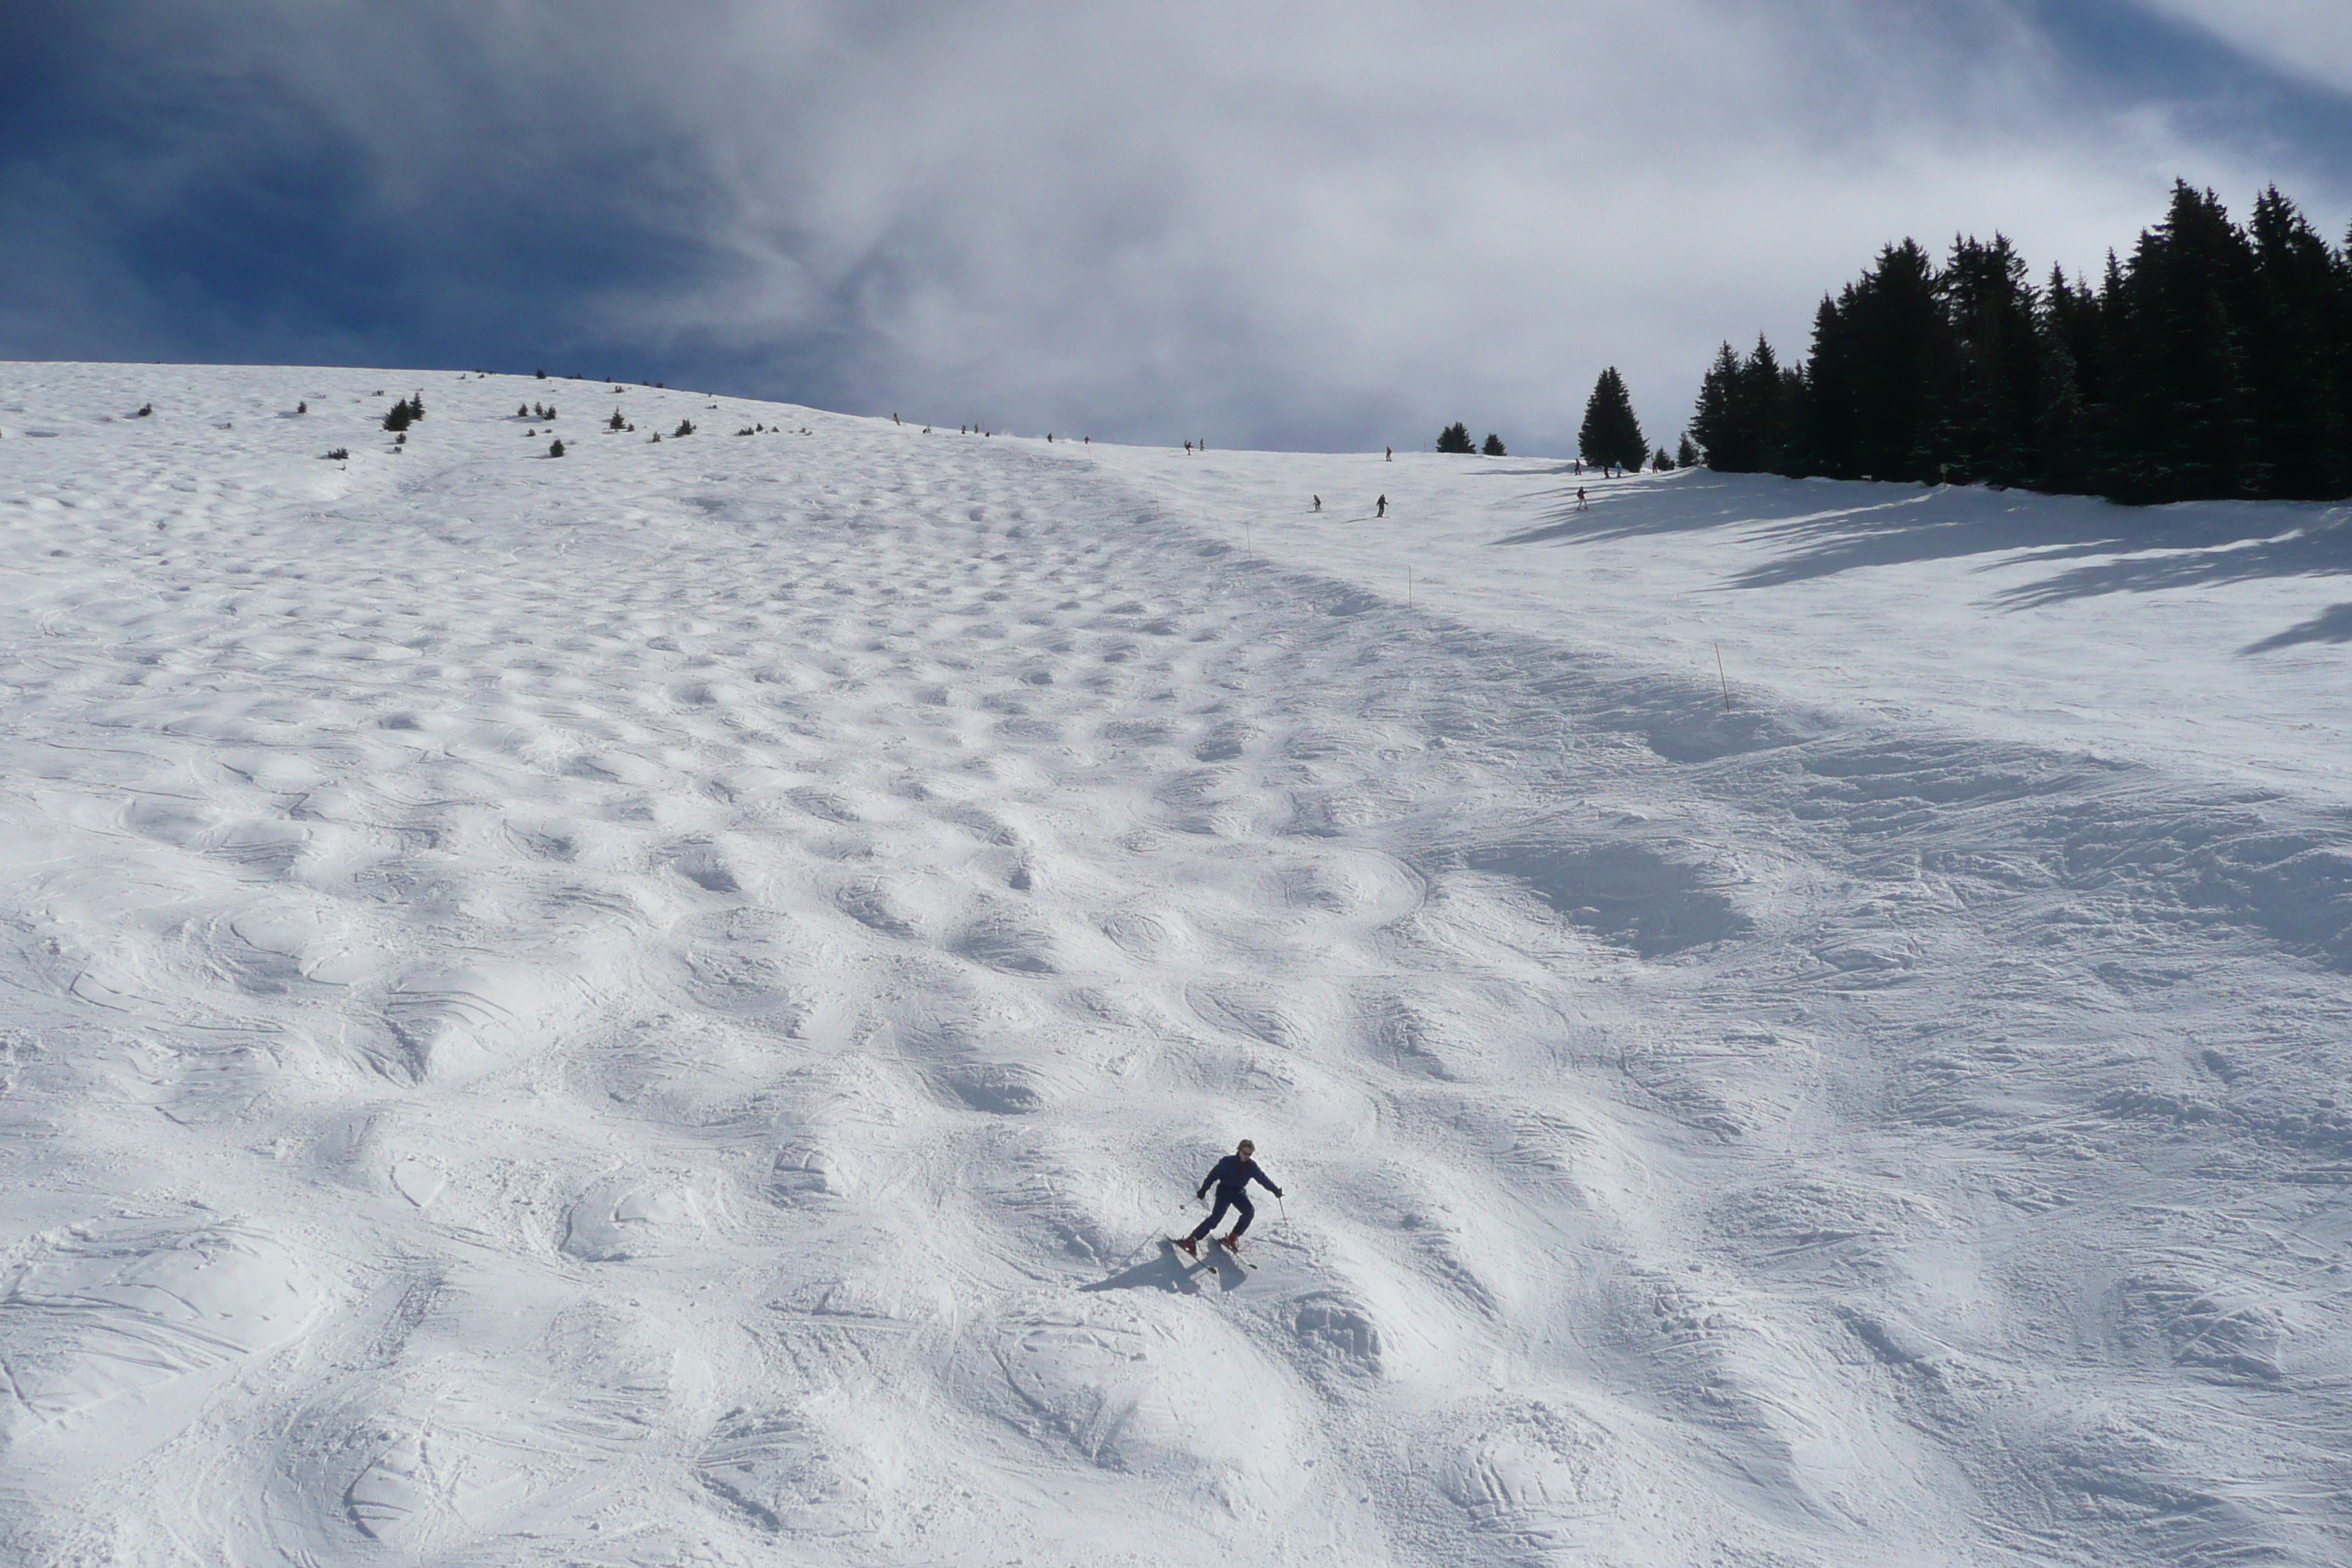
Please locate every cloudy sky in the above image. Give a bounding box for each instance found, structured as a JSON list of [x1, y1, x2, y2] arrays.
[[4, 1, 2348, 453]]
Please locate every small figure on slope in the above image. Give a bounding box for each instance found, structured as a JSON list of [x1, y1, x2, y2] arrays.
[[1177, 1139, 1282, 1256]]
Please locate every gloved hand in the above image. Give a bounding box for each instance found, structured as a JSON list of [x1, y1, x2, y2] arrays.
[[1273, 1187, 1285, 1198]]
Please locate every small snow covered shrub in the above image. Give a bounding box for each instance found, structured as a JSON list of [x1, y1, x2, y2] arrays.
[[608, 409, 627, 431], [296, 400, 307, 414], [382, 399, 415, 432], [323, 446, 348, 460], [673, 419, 695, 437], [549, 438, 566, 457], [132, 403, 154, 418]]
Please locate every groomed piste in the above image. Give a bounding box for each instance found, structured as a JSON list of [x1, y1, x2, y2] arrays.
[[3, 361, 2351, 1566]]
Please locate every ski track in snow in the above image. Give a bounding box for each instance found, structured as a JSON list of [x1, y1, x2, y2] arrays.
[[1, 363, 2350, 1566]]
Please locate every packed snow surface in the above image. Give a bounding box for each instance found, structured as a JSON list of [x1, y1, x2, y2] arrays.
[[4, 362, 2351, 1567]]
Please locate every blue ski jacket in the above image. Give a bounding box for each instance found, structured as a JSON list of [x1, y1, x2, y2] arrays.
[[1199, 1155, 1282, 1202]]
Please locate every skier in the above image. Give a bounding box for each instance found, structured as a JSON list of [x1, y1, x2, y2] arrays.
[[1384, 446, 1392, 461], [1577, 486, 1588, 510], [1312, 494, 1321, 512], [1178, 1139, 1282, 1255], [1376, 494, 1387, 518]]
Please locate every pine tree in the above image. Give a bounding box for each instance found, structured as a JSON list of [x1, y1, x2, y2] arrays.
[[1676, 432, 1699, 468], [549, 438, 565, 457], [1578, 368, 1646, 470], [1689, 343, 1744, 469], [1436, 421, 1474, 453], [1839, 240, 1947, 481], [382, 399, 414, 432], [2105, 183, 2258, 501], [1742, 336, 1801, 474], [1651, 447, 1673, 471], [1482, 432, 1507, 456], [2244, 185, 2346, 498]]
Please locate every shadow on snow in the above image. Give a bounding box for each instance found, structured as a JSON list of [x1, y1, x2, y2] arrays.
[[1488, 470, 2352, 648]]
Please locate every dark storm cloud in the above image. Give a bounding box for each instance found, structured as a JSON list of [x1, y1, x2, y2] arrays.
[[4, 1, 2347, 452]]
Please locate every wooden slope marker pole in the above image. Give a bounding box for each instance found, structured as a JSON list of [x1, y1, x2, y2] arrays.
[[1716, 642, 1731, 713]]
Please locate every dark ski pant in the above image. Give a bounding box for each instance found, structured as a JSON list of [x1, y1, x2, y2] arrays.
[[1189, 1188, 1254, 1243]]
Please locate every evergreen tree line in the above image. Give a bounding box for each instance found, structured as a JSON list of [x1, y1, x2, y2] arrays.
[[1689, 181, 2352, 503]]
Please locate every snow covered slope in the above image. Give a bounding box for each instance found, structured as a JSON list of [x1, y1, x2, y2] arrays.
[[1, 362, 2349, 1567]]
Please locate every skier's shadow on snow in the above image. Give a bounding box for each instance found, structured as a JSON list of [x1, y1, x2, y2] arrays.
[[1079, 1243, 1229, 1294]]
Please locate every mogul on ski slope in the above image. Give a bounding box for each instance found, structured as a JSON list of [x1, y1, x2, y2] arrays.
[[1177, 1139, 1283, 1256]]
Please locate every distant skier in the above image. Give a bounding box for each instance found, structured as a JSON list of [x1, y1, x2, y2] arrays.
[[1312, 494, 1322, 512], [1384, 446, 1392, 461], [1376, 494, 1387, 518], [1577, 486, 1588, 510], [1178, 1139, 1282, 1255]]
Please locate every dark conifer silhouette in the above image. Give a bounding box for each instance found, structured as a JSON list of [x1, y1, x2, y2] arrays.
[[1687, 178, 2352, 505], [1578, 368, 1647, 471], [1436, 422, 1474, 453], [1482, 433, 1507, 456]]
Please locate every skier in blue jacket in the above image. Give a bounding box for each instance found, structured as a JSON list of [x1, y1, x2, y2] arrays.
[[1178, 1139, 1282, 1256]]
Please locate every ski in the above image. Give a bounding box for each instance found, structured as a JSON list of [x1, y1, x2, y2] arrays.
[[1207, 1238, 1256, 1273]]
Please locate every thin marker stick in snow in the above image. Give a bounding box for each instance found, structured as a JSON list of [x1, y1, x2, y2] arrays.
[[1408, 566, 1413, 609], [1716, 642, 1731, 713]]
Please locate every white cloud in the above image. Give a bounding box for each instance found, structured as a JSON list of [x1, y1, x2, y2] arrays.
[[2133, 0, 2352, 99], [18, 0, 2347, 450]]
